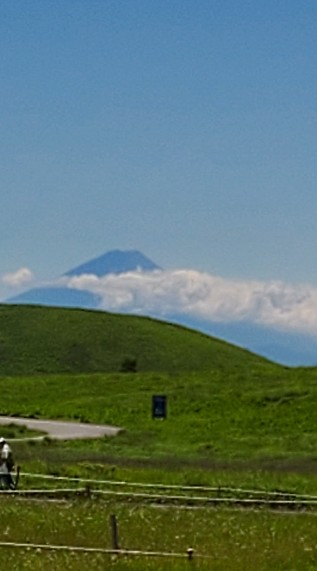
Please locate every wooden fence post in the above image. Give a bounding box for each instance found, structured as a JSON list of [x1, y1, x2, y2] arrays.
[[110, 514, 120, 550]]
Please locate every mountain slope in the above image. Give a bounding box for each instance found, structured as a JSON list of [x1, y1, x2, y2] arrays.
[[0, 304, 276, 376], [166, 314, 317, 367], [7, 287, 101, 309], [65, 249, 161, 277]]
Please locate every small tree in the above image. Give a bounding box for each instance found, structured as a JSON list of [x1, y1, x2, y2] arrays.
[[120, 356, 138, 373]]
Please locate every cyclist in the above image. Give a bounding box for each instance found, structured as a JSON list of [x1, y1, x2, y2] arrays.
[[0, 437, 15, 489]]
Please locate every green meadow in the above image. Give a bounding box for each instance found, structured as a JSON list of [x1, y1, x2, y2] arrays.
[[2, 497, 317, 571], [3, 368, 317, 468], [1, 304, 317, 569]]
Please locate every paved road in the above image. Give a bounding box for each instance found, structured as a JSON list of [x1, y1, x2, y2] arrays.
[[0, 416, 121, 440]]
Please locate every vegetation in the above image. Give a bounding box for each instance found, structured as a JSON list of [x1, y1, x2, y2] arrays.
[[0, 303, 274, 375], [0, 304, 317, 569], [1, 496, 317, 570], [1, 367, 317, 465]]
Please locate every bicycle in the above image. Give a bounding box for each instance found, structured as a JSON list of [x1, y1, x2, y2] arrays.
[[0, 465, 20, 490]]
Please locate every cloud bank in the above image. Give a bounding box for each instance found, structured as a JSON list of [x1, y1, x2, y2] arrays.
[[57, 269, 317, 337], [2, 267, 34, 288]]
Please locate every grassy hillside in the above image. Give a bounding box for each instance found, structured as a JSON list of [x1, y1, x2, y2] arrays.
[[1, 309, 317, 571], [1, 303, 315, 470], [0, 304, 276, 375]]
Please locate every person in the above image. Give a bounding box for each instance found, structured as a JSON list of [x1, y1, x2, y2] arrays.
[[0, 437, 15, 489]]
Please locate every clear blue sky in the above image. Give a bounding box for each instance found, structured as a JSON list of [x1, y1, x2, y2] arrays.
[[1, 0, 317, 299]]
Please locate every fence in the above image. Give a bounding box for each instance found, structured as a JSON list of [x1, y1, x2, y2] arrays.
[[5, 471, 317, 509], [1, 472, 317, 561]]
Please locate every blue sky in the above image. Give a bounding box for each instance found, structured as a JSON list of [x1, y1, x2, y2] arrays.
[[1, 0, 317, 304]]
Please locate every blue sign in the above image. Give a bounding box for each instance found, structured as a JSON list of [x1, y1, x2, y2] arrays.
[[152, 395, 167, 419]]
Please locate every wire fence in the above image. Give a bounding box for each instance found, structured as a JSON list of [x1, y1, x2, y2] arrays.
[[1, 471, 317, 510], [20, 471, 317, 499], [1, 472, 317, 561]]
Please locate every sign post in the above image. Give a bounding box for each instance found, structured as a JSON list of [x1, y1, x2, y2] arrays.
[[152, 395, 167, 419]]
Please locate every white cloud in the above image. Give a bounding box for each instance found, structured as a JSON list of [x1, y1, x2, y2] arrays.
[[56, 269, 317, 337], [2, 267, 34, 288]]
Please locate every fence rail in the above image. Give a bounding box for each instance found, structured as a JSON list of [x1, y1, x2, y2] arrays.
[[0, 540, 203, 560], [1, 480, 317, 510], [20, 471, 317, 500], [16, 472, 317, 506], [0, 473, 316, 562]]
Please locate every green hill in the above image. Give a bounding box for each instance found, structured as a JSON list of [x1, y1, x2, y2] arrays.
[[2, 304, 317, 476], [0, 304, 276, 376]]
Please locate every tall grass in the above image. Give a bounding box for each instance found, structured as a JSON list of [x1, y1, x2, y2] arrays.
[[0, 497, 317, 570]]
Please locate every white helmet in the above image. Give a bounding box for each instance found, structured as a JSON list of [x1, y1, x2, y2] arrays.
[[0, 437, 5, 444]]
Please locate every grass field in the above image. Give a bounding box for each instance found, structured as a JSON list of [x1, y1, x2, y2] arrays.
[[1, 367, 317, 464], [0, 364, 314, 570], [0, 303, 274, 375], [1, 496, 317, 570], [1, 304, 317, 569]]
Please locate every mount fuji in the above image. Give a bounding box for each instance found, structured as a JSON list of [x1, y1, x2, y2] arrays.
[[7, 250, 161, 310]]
